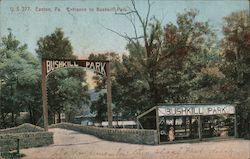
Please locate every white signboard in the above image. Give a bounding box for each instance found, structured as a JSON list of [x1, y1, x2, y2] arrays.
[[158, 104, 235, 116], [45, 60, 107, 76]]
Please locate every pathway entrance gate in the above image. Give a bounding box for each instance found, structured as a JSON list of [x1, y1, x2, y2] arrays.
[[41, 59, 112, 131]]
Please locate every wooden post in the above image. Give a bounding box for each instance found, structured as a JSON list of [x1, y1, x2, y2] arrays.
[[106, 62, 113, 128], [184, 117, 187, 134], [156, 106, 160, 144], [16, 138, 20, 154], [198, 116, 202, 141], [42, 60, 48, 131], [234, 114, 238, 137], [136, 118, 140, 129], [173, 117, 176, 132], [189, 117, 192, 137]]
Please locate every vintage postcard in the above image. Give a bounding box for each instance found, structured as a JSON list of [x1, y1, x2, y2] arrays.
[[0, 0, 249, 159]]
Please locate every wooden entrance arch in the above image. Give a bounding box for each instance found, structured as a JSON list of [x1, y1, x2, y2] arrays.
[[41, 59, 112, 131]]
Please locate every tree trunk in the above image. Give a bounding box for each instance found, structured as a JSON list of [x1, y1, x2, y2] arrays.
[[11, 112, 15, 126], [28, 105, 34, 124], [53, 112, 56, 124], [32, 108, 36, 125], [14, 113, 18, 126], [1, 113, 7, 128], [67, 111, 73, 123], [58, 112, 61, 123]]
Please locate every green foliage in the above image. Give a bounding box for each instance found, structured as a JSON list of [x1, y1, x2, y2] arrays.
[[221, 10, 250, 102], [159, 9, 217, 103], [36, 28, 90, 124], [1, 4, 248, 138], [89, 9, 249, 138], [88, 52, 120, 121], [90, 93, 107, 122], [0, 30, 41, 128], [107, 9, 220, 120], [36, 28, 75, 59], [220, 10, 250, 137]]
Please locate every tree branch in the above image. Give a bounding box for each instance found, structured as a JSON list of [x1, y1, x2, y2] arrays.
[[131, 0, 145, 28], [100, 23, 143, 42], [115, 10, 136, 15], [125, 14, 140, 43], [145, 0, 151, 27], [130, 0, 151, 57]]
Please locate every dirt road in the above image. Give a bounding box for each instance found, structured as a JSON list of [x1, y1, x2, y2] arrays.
[[21, 128, 250, 159]]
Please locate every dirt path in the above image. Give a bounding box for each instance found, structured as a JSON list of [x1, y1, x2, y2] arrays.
[[21, 128, 250, 159]]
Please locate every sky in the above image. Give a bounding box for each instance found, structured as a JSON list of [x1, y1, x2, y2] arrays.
[[0, 0, 249, 58]]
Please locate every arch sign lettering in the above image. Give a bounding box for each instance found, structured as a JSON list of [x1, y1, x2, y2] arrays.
[[41, 59, 113, 131], [45, 59, 108, 76]]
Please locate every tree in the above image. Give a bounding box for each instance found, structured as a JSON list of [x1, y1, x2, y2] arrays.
[[104, 0, 164, 106], [36, 28, 75, 59], [90, 93, 107, 122], [155, 9, 217, 103], [107, 6, 217, 119], [88, 52, 122, 122], [36, 28, 89, 124], [162, 8, 215, 104], [221, 10, 250, 137], [0, 30, 41, 128]]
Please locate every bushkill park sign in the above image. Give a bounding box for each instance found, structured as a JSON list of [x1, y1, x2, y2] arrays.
[[41, 59, 112, 131], [158, 104, 235, 116], [46, 60, 107, 76]]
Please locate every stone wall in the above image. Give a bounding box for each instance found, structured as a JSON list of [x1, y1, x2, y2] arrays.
[[0, 132, 53, 152], [50, 122, 158, 145], [0, 123, 44, 134], [0, 123, 53, 152]]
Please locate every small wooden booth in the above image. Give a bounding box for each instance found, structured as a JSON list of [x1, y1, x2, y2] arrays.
[[137, 104, 237, 144]]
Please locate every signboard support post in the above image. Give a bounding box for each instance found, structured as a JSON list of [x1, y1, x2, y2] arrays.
[[234, 114, 238, 137], [107, 62, 113, 128], [156, 106, 160, 144], [42, 60, 49, 131], [198, 116, 202, 141]]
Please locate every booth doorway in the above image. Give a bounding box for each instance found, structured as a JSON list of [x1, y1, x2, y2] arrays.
[[159, 116, 198, 142]]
